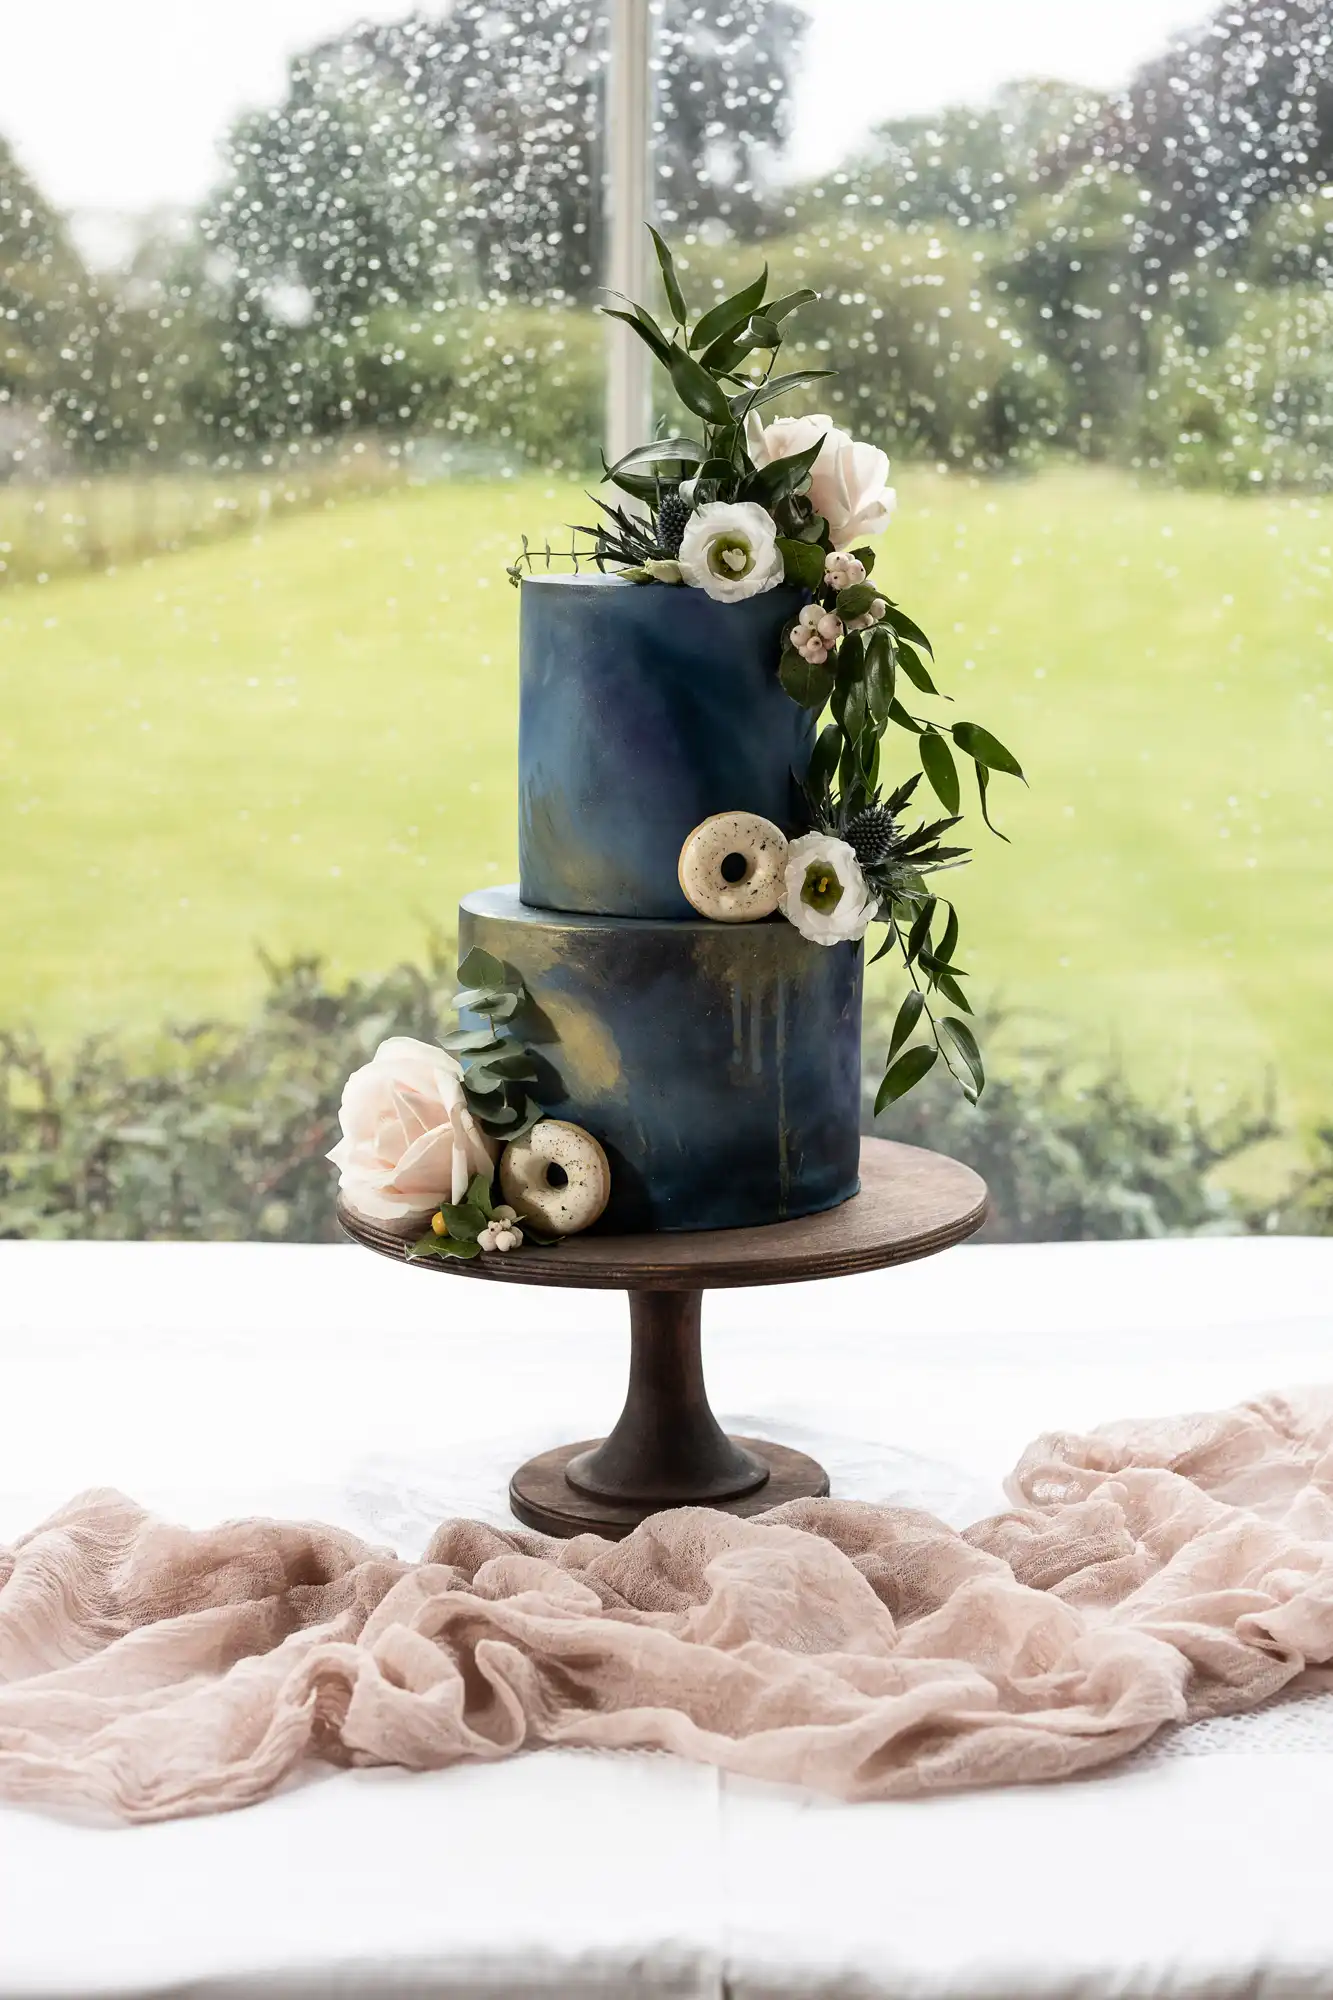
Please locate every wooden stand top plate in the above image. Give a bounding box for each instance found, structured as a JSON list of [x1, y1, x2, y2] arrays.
[[337, 1137, 987, 1291]]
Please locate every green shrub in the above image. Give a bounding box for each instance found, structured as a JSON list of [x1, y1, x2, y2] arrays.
[[1262, 1129, 1333, 1236], [865, 1021, 1282, 1242], [0, 952, 457, 1243], [1139, 288, 1333, 492], [993, 166, 1154, 457], [667, 223, 1068, 471], [1241, 195, 1333, 291], [180, 301, 604, 472], [356, 304, 604, 472]]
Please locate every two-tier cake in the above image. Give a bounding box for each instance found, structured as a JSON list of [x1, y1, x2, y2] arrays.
[[458, 573, 864, 1233]]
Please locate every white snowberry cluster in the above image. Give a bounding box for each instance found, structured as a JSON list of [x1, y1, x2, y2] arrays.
[[791, 601, 845, 666], [844, 594, 887, 634], [478, 1204, 524, 1253], [823, 550, 866, 591], [791, 557, 890, 666]]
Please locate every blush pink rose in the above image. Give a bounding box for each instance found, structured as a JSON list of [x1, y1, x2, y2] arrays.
[[747, 412, 896, 548], [327, 1036, 497, 1228]]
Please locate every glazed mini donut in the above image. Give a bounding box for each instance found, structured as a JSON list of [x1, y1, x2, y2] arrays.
[[677, 811, 789, 923], [500, 1119, 611, 1236]]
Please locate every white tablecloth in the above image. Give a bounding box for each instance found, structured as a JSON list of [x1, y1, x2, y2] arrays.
[[1, 1234, 1330, 1998]]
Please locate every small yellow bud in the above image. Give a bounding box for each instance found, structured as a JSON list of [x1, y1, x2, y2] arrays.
[[431, 1211, 447, 1236]]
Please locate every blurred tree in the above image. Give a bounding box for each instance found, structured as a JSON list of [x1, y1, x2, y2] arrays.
[[0, 150, 214, 470], [203, 0, 806, 316], [1242, 186, 1333, 283], [0, 136, 99, 470], [652, 0, 807, 242], [776, 80, 1104, 238], [194, 0, 805, 446], [676, 220, 1068, 470], [1108, 0, 1333, 270], [997, 163, 1155, 453], [1140, 279, 1333, 488]]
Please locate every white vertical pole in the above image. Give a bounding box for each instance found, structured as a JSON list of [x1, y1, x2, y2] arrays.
[[605, 0, 652, 468]]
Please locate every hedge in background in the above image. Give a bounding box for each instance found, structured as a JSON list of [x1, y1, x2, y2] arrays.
[[1, 955, 1327, 1243], [0, 953, 451, 1243], [867, 1029, 1293, 1240]]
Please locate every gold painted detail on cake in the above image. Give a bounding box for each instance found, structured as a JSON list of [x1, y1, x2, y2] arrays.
[[464, 913, 624, 1098], [726, 972, 771, 1087], [534, 991, 624, 1098], [520, 787, 636, 916]]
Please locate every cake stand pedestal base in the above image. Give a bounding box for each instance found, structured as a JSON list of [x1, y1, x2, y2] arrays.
[[508, 1289, 829, 1535], [338, 1140, 987, 1542], [510, 1440, 829, 1538]]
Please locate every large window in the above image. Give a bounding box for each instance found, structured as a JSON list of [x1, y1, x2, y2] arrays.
[[1, 0, 1329, 1239]]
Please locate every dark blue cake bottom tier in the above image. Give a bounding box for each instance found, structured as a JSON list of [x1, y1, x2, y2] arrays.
[[459, 887, 863, 1234]]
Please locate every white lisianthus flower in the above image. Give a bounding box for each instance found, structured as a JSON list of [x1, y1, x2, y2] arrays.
[[781, 833, 876, 946], [478, 1205, 524, 1253], [677, 501, 785, 603], [327, 1036, 497, 1227], [749, 414, 896, 548]]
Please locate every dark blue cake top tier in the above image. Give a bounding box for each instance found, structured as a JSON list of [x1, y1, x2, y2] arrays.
[[518, 573, 811, 920]]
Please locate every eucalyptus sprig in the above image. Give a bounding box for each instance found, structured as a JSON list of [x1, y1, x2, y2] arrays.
[[873, 897, 986, 1111], [440, 945, 544, 1145], [778, 543, 1025, 847]]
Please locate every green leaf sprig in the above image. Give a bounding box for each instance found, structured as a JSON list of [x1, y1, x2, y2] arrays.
[[786, 544, 1026, 1109], [506, 230, 831, 577], [409, 1170, 496, 1262]]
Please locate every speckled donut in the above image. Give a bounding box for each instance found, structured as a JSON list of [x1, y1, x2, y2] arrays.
[[677, 811, 789, 923], [499, 1119, 611, 1236]]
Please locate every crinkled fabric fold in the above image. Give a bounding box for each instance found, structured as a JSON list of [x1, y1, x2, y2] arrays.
[[3, 1388, 1333, 1822]]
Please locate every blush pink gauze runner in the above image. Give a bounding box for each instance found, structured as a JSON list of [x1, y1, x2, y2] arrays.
[[3, 1388, 1333, 1823]]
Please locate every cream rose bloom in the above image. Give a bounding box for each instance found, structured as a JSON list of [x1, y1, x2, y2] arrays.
[[677, 500, 784, 603], [747, 413, 896, 548], [327, 1036, 497, 1228]]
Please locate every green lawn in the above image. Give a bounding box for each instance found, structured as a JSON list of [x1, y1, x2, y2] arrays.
[[1, 468, 1330, 1135]]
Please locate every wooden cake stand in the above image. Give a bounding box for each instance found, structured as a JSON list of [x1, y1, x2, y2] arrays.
[[338, 1137, 986, 1540]]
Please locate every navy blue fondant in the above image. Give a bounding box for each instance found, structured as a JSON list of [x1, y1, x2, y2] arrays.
[[460, 886, 862, 1234], [518, 574, 813, 920]]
